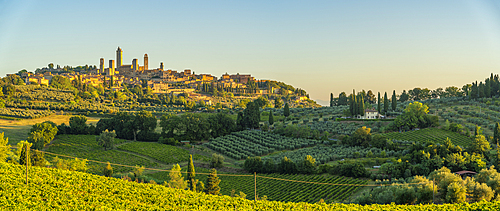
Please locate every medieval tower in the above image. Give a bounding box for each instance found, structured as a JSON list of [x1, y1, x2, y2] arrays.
[[144, 54, 148, 70], [116, 47, 123, 68], [109, 60, 115, 76], [99, 58, 104, 74]]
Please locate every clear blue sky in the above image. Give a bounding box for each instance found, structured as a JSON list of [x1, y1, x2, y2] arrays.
[[2, 0, 500, 105]]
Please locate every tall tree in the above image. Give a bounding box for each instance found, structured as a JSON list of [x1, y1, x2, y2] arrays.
[[383, 92, 389, 114], [269, 110, 274, 125], [204, 168, 221, 195], [358, 95, 365, 116], [19, 142, 33, 166], [377, 92, 381, 113], [338, 92, 348, 105], [399, 90, 409, 102], [236, 112, 245, 131], [96, 129, 116, 150], [103, 162, 113, 177], [243, 101, 260, 129], [366, 90, 376, 104], [208, 112, 236, 138], [187, 155, 196, 191], [168, 164, 187, 189], [391, 90, 397, 111], [330, 93, 334, 107], [494, 122, 500, 145], [284, 103, 290, 119]]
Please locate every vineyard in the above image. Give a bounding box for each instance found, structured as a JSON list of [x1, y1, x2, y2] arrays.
[[117, 142, 208, 164], [3, 162, 500, 210], [148, 166, 366, 203], [205, 130, 323, 160], [263, 145, 396, 165], [46, 135, 158, 173], [380, 128, 472, 147]]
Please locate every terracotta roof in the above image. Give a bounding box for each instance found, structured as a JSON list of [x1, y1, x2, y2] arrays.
[[454, 170, 477, 175]]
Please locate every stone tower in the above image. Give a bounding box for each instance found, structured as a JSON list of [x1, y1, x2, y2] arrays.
[[160, 62, 164, 70], [132, 59, 138, 71], [109, 60, 115, 76], [99, 58, 104, 74], [116, 47, 123, 68], [144, 54, 148, 71]]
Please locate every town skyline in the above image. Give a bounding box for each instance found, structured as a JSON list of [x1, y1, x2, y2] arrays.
[[2, 0, 500, 105]]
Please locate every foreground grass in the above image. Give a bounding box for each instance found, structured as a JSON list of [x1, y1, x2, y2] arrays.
[[46, 135, 157, 174], [2, 162, 500, 210]]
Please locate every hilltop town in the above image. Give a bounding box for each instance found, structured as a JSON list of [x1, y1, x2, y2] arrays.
[[16, 47, 315, 108]]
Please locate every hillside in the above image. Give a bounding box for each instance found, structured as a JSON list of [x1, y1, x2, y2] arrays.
[[2, 162, 500, 210]]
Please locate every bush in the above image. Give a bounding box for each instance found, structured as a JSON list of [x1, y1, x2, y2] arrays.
[[159, 137, 179, 145], [244, 156, 263, 173], [210, 153, 224, 168], [332, 162, 369, 178], [137, 131, 161, 142]]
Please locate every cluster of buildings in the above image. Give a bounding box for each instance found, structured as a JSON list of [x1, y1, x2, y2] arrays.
[[24, 47, 260, 94]]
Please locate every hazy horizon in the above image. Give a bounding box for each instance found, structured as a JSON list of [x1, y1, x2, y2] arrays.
[[2, 0, 500, 104]]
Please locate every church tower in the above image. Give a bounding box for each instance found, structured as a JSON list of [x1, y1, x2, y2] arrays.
[[144, 54, 148, 70], [116, 47, 123, 68]]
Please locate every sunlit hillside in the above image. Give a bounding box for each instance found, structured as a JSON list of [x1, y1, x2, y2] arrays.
[[1, 162, 500, 210]]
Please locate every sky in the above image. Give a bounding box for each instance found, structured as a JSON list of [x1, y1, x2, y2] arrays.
[[2, 0, 500, 105]]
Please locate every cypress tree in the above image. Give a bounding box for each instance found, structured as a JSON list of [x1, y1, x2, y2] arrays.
[[187, 155, 196, 191], [391, 90, 397, 111], [269, 110, 274, 125], [284, 103, 290, 118], [475, 125, 483, 136], [330, 93, 334, 107], [358, 95, 364, 116], [377, 92, 381, 113], [486, 79, 492, 98], [236, 112, 244, 131], [383, 92, 389, 114], [19, 142, 32, 166], [204, 168, 221, 195], [349, 94, 354, 116], [494, 122, 500, 145], [103, 162, 113, 177]]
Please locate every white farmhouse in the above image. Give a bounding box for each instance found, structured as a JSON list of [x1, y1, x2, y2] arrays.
[[358, 109, 379, 119]]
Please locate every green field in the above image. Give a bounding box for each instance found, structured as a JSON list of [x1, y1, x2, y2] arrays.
[[381, 128, 472, 146], [117, 141, 208, 164], [46, 135, 158, 173], [147, 166, 366, 203]]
